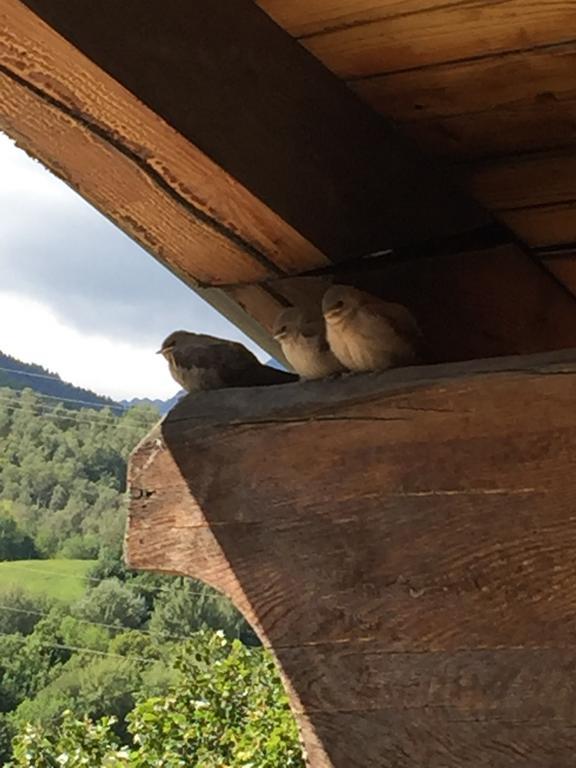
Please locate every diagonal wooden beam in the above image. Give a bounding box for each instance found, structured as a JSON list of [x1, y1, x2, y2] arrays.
[[4, 0, 576, 360], [15, 0, 487, 264]]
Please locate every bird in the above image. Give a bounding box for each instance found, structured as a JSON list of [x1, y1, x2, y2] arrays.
[[272, 307, 346, 380], [322, 286, 424, 373], [157, 330, 297, 393]]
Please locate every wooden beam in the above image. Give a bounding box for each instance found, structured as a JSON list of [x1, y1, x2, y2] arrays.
[[127, 349, 576, 767], [13, 0, 487, 263]]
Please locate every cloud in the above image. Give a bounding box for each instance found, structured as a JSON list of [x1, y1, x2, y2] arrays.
[[0, 292, 179, 400], [0, 133, 260, 350]]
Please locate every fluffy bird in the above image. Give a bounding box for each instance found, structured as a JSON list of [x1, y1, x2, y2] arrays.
[[158, 331, 297, 392], [272, 307, 346, 380], [322, 286, 423, 373]]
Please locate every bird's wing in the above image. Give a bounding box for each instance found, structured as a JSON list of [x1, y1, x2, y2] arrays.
[[174, 337, 295, 388], [173, 338, 257, 377], [365, 298, 423, 341], [300, 318, 329, 348]]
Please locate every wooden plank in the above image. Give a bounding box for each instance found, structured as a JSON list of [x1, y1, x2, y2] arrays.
[[541, 255, 576, 298], [306, 712, 576, 767], [501, 204, 576, 248], [467, 150, 576, 210], [351, 43, 576, 123], [17, 0, 486, 259], [302, 1, 576, 79], [351, 43, 576, 159], [278, 644, 576, 718], [256, 0, 445, 38], [127, 350, 576, 767], [398, 105, 576, 161]]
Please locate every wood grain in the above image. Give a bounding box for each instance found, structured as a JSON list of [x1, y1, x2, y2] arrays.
[[467, 149, 576, 210], [541, 255, 576, 298], [18, 0, 486, 258], [398, 104, 576, 161], [127, 350, 576, 767], [352, 43, 576, 123], [307, 711, 576, 767], [351, 43, 576, 159], [303, 0, 576, 79], [0, 71, 272, 286], [256, 0, 454, 38], [278, 643, 576, 718], [0, 0, 329, 284], [501, 204, 576, 248]]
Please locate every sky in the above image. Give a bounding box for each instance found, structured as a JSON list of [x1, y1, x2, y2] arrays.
[[0, 132, 265, 401]]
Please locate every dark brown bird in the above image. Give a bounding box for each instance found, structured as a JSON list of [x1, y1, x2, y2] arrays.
[[158, 331, 297, 392]]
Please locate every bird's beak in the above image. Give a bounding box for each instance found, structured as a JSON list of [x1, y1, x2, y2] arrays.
[[155, 349, 163, 354], [323, 307, 341, 320]]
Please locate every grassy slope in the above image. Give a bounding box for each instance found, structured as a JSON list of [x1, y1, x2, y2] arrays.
[[0, 559, 96, 603]]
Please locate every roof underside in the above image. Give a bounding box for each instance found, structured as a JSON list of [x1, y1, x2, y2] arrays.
[[2, 0, 576, 363]]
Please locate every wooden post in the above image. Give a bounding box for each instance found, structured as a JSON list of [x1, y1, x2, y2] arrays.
[[127, 350, 576, 767]]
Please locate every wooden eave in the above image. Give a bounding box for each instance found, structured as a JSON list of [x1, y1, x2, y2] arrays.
[[4, 0, 576, 362]]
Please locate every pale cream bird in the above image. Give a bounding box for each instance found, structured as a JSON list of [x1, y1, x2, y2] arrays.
[[158, 331, 297, 393], [272, 307, 346, 380], [322, 286, 424, 373]]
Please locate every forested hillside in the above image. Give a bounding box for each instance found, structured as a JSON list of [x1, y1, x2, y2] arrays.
[[0, 352, 118, 410], [0, 385, 302, 766]]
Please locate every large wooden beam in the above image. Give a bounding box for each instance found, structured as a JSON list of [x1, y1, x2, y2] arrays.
[[0, 0, 492, 360], [128, 350, 576, 768], [16, 0, 487, 261], [4, 0, 576, 360]]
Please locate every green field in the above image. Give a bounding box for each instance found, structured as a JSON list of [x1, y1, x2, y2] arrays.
[[0, 559, 97, 602]]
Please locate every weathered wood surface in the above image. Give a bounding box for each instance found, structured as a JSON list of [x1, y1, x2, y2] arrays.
[[345, 245, 576, 359], [17, 0, 486, 260], [256, 0, 576, 264], [297, 0, 576, 79], [128, 349, 576, 767]]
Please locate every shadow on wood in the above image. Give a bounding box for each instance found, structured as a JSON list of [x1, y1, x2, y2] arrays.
[[127, 350, 576, 767]]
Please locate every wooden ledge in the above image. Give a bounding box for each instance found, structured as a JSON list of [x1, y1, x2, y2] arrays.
[[127, 349, 576, 767]]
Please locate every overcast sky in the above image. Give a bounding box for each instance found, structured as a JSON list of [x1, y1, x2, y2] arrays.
[[0, 132, 265, 400]]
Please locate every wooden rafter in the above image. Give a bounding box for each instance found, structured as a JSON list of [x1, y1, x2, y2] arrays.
[[3, 0, 576, 360]]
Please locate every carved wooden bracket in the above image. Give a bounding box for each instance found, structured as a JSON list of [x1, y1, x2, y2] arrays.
[[127, 350, 576, 767]]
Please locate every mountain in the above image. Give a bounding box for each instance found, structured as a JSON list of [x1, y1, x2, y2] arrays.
[[120, 391, 183, 416], [0, 351, 287, 417], [0, 351, 120, 410]]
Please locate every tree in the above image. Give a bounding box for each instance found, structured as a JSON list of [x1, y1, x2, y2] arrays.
[[0, 516, 37, 561], [149, 577, 256, 643], [0, 588, 52, 636], [73, 579, 147, 630], [8, 631, 305, 768], [15, 656, 143, 737]]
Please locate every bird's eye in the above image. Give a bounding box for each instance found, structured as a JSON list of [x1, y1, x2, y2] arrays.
[[278, 325, 287, 334], [334, 300, 344, 309]]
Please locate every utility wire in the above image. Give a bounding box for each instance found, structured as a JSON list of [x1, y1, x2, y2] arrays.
[[0, 602, 199, 644], [0, 629, 154, 664], [0, 385, 126, 411], [0, 395, 158, 432], [0, 561, 212, 595]]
